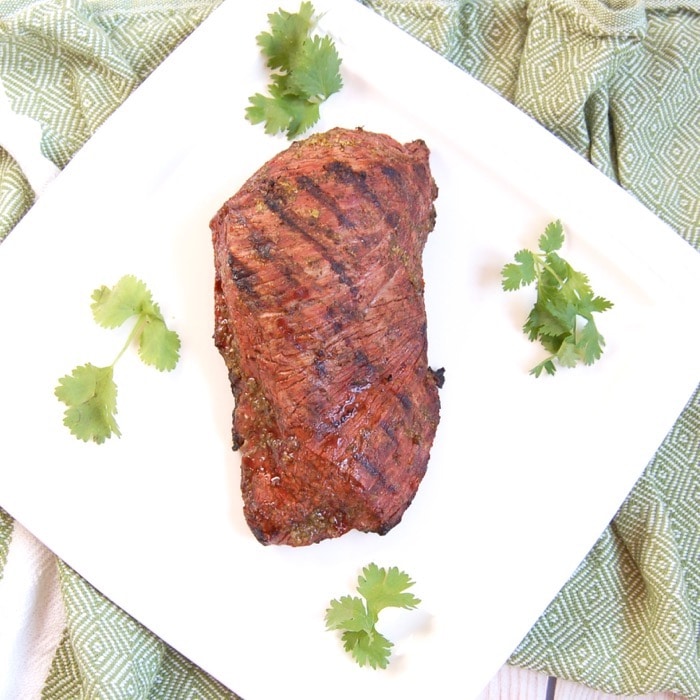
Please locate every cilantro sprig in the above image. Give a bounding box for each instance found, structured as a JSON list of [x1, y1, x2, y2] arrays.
[[246, 2, 343, 139], [55, 275, 181, 444], [501, 220, 613, 377], [325, 563, 421, 670]]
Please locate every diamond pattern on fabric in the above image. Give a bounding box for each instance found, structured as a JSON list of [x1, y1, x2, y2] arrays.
[[609, 9, 700, 247], [1, 0, 137, 168], [0, 149, 34, 241], [41, 628, 83, 700], [513, 0, 647, 160], [0, 507, 14, 575], [455, 1, 529, 101], [57, 562, 241, 699]]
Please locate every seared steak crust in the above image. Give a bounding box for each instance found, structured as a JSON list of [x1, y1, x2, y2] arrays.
[[211, 127, 440, 546]]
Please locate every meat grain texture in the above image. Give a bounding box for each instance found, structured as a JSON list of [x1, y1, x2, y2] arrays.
[[211, 127, 441, 546]]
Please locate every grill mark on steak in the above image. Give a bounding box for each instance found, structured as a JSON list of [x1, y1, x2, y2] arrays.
[[227, 253, 259, 298], [325, 160, 400, 229], [249, 228, 275, 260], [262, 182, 357, 295], [397, 392, 413, 411], [325, 161, 381, 210], [211, 127, 441, 546], [351, 452, 395, 491], [380, 164, 402, 184], [295, 174, 355, 230]]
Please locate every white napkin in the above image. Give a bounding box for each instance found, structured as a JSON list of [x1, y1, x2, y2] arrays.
[[0, 522, 64, 700]]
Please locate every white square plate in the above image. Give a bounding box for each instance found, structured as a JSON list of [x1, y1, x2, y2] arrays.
[[1, 1, 699, 698]]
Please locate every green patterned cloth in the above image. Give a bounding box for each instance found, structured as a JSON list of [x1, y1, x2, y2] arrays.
[[1, 0, 699, 697], [43, 561, 236, 699]]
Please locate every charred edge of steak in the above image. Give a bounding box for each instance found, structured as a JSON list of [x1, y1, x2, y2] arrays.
[[430, 367, 446, 389]]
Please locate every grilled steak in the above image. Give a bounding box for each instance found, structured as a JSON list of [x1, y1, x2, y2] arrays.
[[211, 127, 441, 546]]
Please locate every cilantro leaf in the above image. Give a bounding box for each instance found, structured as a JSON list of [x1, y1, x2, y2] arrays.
[[138, 313, 181, 371], [325, 563, 420, 669], [325, 595, 373, 633], [55, 364, 120, 444], [539, 219, 565, 253], [246, 83, 322, 140], [56, 275, 181, 443], [91, 275, 152, 328], [246, 93, 293, 135], [554, 337, 581, 368], [501, 249, 536, 291], [564, 268, 592, 300], [577, 318, 606, 365], [246, 2, 342, 139], [288, 35, 343, 100], [356, 563, 421, 617], [501, 220, 613, 376], [257, 1, 314, 70], [589, 295, 615, 314], [527, 302, 570, 340], [341, 629, 393, 670], [530, 357, 557, 378]]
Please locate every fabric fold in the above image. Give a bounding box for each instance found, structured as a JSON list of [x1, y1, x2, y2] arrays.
[[0, 0, 139, 168], [0, 74, 60, 196], [514, 0, 646, 160], [52, 561, 239, 699], [0, 149, 34, 242], [538, 0, 647, 37], [0, 520, 65, 700], [0, 0, 222, 239]]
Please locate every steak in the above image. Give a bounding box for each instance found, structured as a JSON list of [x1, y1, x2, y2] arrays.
[[210, 127, 441, 546]]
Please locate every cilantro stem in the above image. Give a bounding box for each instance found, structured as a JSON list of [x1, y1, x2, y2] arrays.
[[110, 314, 147, 368], [536, 256, 566, 288]]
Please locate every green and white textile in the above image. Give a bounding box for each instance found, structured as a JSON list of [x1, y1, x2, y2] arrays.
[[1, 0, 698, 697]]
